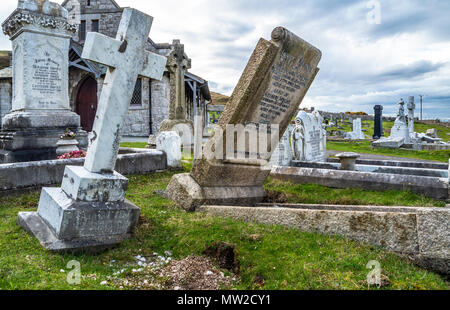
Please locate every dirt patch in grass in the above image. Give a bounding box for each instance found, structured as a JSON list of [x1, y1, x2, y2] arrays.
[[157, 256, 236, 290]]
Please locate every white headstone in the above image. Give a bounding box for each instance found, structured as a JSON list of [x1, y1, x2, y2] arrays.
[[291, 110, 327, 162], [157, 131, 182, 168], [345, 118, 365, 140], [270, 125, 292, 166]]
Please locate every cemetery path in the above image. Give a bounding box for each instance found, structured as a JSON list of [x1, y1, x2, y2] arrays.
[[327, 150, 442, 163]]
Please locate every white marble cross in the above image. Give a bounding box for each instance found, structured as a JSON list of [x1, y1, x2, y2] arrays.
[[81, 8, 167, 173]]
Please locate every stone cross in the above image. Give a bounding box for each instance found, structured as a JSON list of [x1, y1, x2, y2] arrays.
[[81, 8, 167, 173], [167, 40, 192, 120]]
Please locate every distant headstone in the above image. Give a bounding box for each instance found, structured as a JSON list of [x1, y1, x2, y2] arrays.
[[165, 27, 321, 211], [372, 99, 410, 148], [18, 8, 167, 252], [0, 0, 87, 163], [157, 131, 182, 169], [269, 125, 292, 166], [390, 99, 410, 144], [158, 39, 193, 144], [373, 105, 383, 139], [291, 111, 327, 162], [344, 118, 365, 140]]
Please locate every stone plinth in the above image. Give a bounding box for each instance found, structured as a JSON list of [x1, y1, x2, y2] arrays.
[[18, 165, 140, 252], [335, 152, 360, 171]]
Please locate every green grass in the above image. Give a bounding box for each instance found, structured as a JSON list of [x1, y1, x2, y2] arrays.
[[327, 140, 450, 163], [264, 179, 446, 207], [120, 142, 147, 149], [0, 165, 448, 290]]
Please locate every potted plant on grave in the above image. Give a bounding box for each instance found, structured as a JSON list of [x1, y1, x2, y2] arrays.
[[56, 128, 80, 156]]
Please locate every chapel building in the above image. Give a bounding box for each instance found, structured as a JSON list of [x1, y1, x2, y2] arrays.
[[0, 0, 211, 137]]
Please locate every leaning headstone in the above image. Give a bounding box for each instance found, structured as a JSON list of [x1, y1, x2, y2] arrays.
[[158, 39, 193, 144], [344, 118, 365, 140], [373, 105, 384, 139], [165, 27, 321, 211], [18, 8, 167, 252], [291, 110, 327, 162], [157, 131, 182, 169], [0, 0, 87, 163], [269, 125, 292, 166]]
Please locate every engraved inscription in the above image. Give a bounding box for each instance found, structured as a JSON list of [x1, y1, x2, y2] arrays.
[[31, 51, 62, 107], [309, 129, 321, 157], [258, 50, 313, 124]]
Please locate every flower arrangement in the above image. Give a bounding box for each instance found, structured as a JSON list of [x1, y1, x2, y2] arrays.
[[57, 150, 87, 160], [60, 128, 77, 140]]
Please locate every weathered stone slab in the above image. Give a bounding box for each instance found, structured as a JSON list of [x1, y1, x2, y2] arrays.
[[270, 166, 449, 200], [198, 204, 450, 274], [166, 27, 321, 210]]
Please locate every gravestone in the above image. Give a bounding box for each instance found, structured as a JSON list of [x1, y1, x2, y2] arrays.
[[344, 118, 365, 140], [373, 105, 383, 139], [269, 124, 292, 166], [158, 40, 193, 145], [389, 99, 410, 144], [373, 99, 410, 148], [165, 27, 321, 211], [157, 131, 182, 169], [18, 8, 167, 252], [291, 110, 327, 162], [0, 0, 87, 163]]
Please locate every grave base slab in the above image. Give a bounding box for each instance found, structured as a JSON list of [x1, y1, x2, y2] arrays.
[[18, 212, 134, 253], [165, 173, 266, 211]]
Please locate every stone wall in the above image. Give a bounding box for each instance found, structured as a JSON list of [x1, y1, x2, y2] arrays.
[[0, 80, 11, 128], [151, 74, 170, 135], [123, 77, 151, 137]]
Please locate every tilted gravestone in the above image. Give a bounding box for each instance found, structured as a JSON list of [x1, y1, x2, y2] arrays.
[[18, 8, 167, 252], [0, 0, 87, 163], [166, 27, 321, 211]]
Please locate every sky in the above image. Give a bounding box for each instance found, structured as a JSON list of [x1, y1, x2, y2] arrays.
[[0, 0, 449, 119]]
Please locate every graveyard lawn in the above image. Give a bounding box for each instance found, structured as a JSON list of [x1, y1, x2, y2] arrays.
[[0, 166, 448, 290], [328, 140, 450, 163], [327, 120, 450, 163]]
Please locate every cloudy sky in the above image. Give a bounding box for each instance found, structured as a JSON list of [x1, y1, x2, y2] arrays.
[[1, 0, 449, 119]]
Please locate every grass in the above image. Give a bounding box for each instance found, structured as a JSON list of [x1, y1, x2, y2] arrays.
[[264, 179, 446, 207], [0, 164, 448, 290], [327, 120, 450, 163], [120, 142, 148, 149], [327, 140, 450, 163]]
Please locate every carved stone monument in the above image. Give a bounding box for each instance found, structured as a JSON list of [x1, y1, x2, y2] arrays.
[[373, 99, 410, 148], [165, 27, 321, 211], [158, 40, 193, 143], [0, 0, 87, 163], [18, 8, 167, 251], [291, 110, 327, 162]]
